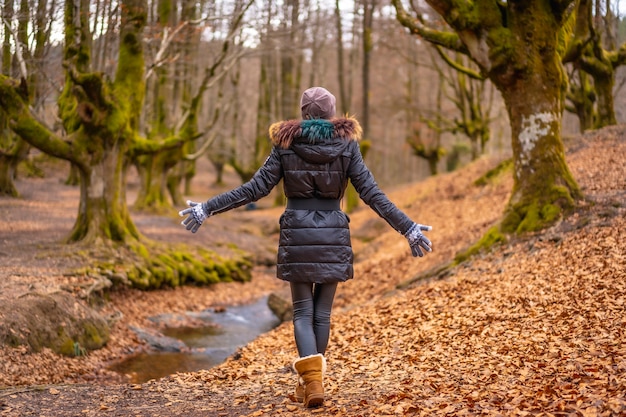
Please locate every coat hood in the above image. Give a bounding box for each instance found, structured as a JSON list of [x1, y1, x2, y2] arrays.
[[269, 117, 362, 164]]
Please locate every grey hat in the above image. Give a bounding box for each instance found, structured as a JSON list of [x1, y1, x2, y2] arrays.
[[300, 87, 336, 120]]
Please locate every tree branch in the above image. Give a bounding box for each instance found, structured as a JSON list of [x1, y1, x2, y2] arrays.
[[0, 76, 77, 164], [609, 41, 626, 67], [184, 131, 219, 161], [434, 46, 485, 80], [130, 132, 199, 156], [145, 22, 189, 81], [550, 0, 578, 24], [392, 0, 468, 54]]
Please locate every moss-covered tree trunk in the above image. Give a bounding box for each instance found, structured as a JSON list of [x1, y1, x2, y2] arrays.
[[0, 137, 29, 197], [498, 76, 580, 233], [69, 0, 144, 242], [494, 3, 581, 233], [137, 0, 252, 210], [566, 69, 596, 132], [68, 141, 140, 243], [394, 0, 582, 234], [232, 37, 273, 182], [0, 0, 54, 196], [133, 0, 180, 213], [590, 67, 617, 127], [1, 0, 143, 244], [0, 69, 141, 245]]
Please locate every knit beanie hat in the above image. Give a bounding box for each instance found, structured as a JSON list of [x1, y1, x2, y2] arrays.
[[300, 87, 336, 120]]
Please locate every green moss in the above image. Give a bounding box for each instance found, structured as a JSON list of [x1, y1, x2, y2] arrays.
[[454, 225, 506, 264], [54, 322, 108, 357], [58, 337, 77, 356], [541, 202, 561, 222], [87, 324, 105, 342], [514, 200, 564, 233], [503, 183, 577, 234], [515, 201, 541, 233], [84, 241, 252, 290], [474, 158, 513, 186], [133, 242, 151, 259], [82, 323, 106, 348], [67, 237, 252, 291]]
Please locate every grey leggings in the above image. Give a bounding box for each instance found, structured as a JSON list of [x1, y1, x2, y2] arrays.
[[290, 282, 338, 357]]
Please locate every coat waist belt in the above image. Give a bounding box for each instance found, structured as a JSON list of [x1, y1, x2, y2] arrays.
[[287, 197, 341, 211]]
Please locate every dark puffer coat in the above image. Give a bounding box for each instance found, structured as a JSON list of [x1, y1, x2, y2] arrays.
[[202, 117, 413, 283]]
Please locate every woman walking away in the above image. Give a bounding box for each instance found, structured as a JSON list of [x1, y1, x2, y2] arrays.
[[179, 86, 432, 408]]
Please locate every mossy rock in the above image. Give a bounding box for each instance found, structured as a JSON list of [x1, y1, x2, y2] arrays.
[[267, 288, 293, 322], [75, 240, 253, 290], [0, 291, 110, 356]]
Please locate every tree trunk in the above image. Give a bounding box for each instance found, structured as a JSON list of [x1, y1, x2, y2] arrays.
[[67, 143, 140, 243], [490, 3, 581, 233], [335, 0, 350, 114], [592, 69, 617, 127], [566, 69, 596, 132], [1, 0, 13, 73], [134, 154, 177, 212], [0, 137, 29, 196], [0, 0, 53, 197], [0, 154, 18, 197], [60, 0, 145, 243], [361, 0, 376, 140], [392, 0, 583, 234], [498, 68, 581, 234], [565, 0, 623, 129]]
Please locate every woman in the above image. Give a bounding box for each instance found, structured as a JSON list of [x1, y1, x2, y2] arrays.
[[179, 86, 432, 408]]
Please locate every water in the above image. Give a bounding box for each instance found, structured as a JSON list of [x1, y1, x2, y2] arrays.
[[108, 296, 281, 383]]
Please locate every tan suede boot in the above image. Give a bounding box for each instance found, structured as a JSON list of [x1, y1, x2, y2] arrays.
[[293, 354, 326, 408], [294, 380, 304, 403]]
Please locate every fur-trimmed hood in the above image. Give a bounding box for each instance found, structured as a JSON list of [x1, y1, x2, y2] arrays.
[[269, 117, 362, 149]]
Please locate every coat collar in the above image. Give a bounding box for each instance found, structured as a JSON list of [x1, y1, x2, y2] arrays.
[[269, 117, 362, 149]]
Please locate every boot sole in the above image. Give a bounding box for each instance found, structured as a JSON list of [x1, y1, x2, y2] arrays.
[[304, 394, 324, 408]]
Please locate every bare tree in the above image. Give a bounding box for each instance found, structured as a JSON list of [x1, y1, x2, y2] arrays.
[[407, 70, 446, 175], [231, 0, 307, 186], [360, 0, 377, 140], [430, 48, 495, 160]]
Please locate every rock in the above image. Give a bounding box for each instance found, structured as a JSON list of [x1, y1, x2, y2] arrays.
[[0, 291, 110, 356], [267, 290, 292, 322], [129, 326, 188, 352]]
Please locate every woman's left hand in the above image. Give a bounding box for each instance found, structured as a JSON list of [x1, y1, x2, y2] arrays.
[[404, 223, 433, 257]]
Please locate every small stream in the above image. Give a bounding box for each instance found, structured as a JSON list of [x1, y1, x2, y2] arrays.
[[108, 296, 281, 383]]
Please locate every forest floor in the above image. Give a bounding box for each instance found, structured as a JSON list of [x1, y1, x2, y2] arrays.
[[0, 125, 625, 416]]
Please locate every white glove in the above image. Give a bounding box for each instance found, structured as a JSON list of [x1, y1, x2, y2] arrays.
[[405, 223, 433, 257], [179, 200, 209, 233]]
